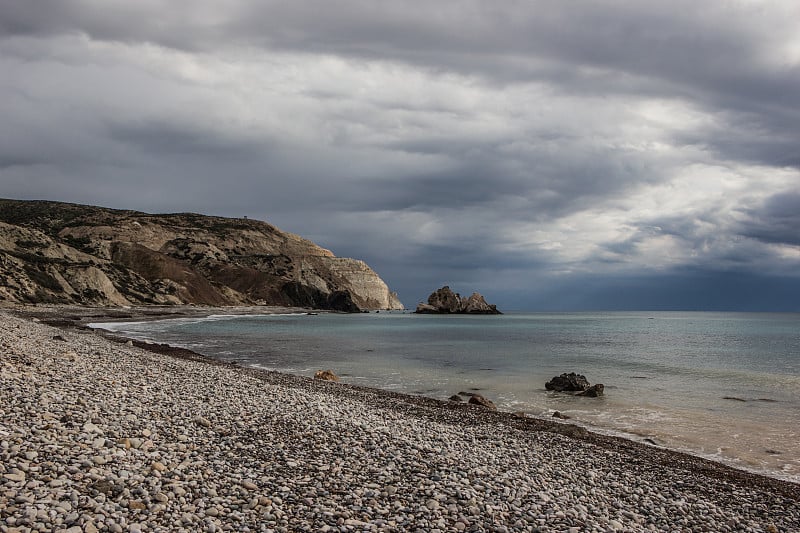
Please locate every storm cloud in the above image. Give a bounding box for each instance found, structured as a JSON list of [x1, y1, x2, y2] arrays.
[[1, 1, 799, 309]]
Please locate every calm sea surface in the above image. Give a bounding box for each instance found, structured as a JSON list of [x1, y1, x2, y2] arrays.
[[91, 311, 800, 482]]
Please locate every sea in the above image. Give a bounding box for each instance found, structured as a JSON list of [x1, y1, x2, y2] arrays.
[[90, 311, 800, 483]]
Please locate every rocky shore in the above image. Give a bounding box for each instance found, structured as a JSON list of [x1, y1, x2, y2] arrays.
[[1, 310, 798, 532]]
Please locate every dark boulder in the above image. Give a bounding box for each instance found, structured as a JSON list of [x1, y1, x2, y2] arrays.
[[313, 369, 339, 382], [545, 372, 590, 392], [576, 384, 604, 397], [448, 394, 464, 402], [468, 394, 497, 410]]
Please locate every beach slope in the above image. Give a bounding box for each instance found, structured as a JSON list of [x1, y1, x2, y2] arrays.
[[1, 312, 797, 532]]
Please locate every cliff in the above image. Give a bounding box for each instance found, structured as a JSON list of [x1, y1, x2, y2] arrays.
[[0, 199, 403, 311]]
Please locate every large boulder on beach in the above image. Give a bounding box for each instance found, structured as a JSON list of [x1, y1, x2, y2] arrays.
[[313, 369, 339, 382], [415, 286, 501, 314], [545, 372, 590, 392], [468, 394, 497, 410]]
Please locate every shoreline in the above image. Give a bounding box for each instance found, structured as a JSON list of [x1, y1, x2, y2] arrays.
[[9, 304, 800, 497], [2, 306, 798, 531]]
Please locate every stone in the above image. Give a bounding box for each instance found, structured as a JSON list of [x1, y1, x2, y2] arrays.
[[241, 480, 258, 491], [545, 372, 590, 392], [83, 421, 103, 434], [552, 424, 589, 438], [468, 394, 497, 410], [313, 369, 339, 382], [448, 394, 464, 402], [193, 416, 212, 427], [576, 384, 604, 397], [552, 411, 571, 420]]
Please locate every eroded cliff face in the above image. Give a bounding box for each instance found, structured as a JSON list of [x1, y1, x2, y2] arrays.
[[0, 199, 403, 311]]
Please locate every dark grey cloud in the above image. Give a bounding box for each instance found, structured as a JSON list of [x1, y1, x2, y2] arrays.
[[738, 192, 800, 248], [1, 0, 799, 310]]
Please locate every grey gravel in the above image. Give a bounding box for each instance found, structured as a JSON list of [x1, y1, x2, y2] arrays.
[[1, 311, 798, 532]]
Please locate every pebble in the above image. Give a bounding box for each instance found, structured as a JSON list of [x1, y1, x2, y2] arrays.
[[0, 311, 798, 533]]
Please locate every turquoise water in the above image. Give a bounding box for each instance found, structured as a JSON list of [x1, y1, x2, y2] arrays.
[[92, 311, 800, 482]]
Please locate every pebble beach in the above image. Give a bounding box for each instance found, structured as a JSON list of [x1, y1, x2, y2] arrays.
[[1, 310, 798, 532]]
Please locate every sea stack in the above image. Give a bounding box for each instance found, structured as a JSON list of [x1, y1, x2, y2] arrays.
[[415, 286, 501, 314]]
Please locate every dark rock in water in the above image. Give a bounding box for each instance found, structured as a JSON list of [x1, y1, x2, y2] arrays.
[[313, 369, 339, 382], [545, 372, 590, 392], [460, 292, 501, 314], [468, 394, 497, 410], [448, 394, 464, 402], [643, 438, 658, 446], [576, 384, 604, 397], [415, 286, 501, 314], [423, 286, 462, 313], [723, 396, 747, 402], [457, 391, 477, 397], [552, 411, 570, 420]]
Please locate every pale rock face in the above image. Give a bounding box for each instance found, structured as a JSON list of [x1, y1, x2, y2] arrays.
[[0, 200, 403, 311], [61, 266, 133, 306], [319, 258, 404, 310]]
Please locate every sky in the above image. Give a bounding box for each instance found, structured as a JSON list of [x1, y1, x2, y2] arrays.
[[1, 1, 799, 311]]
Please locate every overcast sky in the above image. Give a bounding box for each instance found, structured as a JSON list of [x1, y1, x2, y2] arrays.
[[2, 1, 799, 310]]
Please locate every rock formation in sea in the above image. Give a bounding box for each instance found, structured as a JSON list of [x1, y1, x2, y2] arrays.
[[415, 286, 501, 314], [0, 199, 403, 312], [545, 372, 604, 397]]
